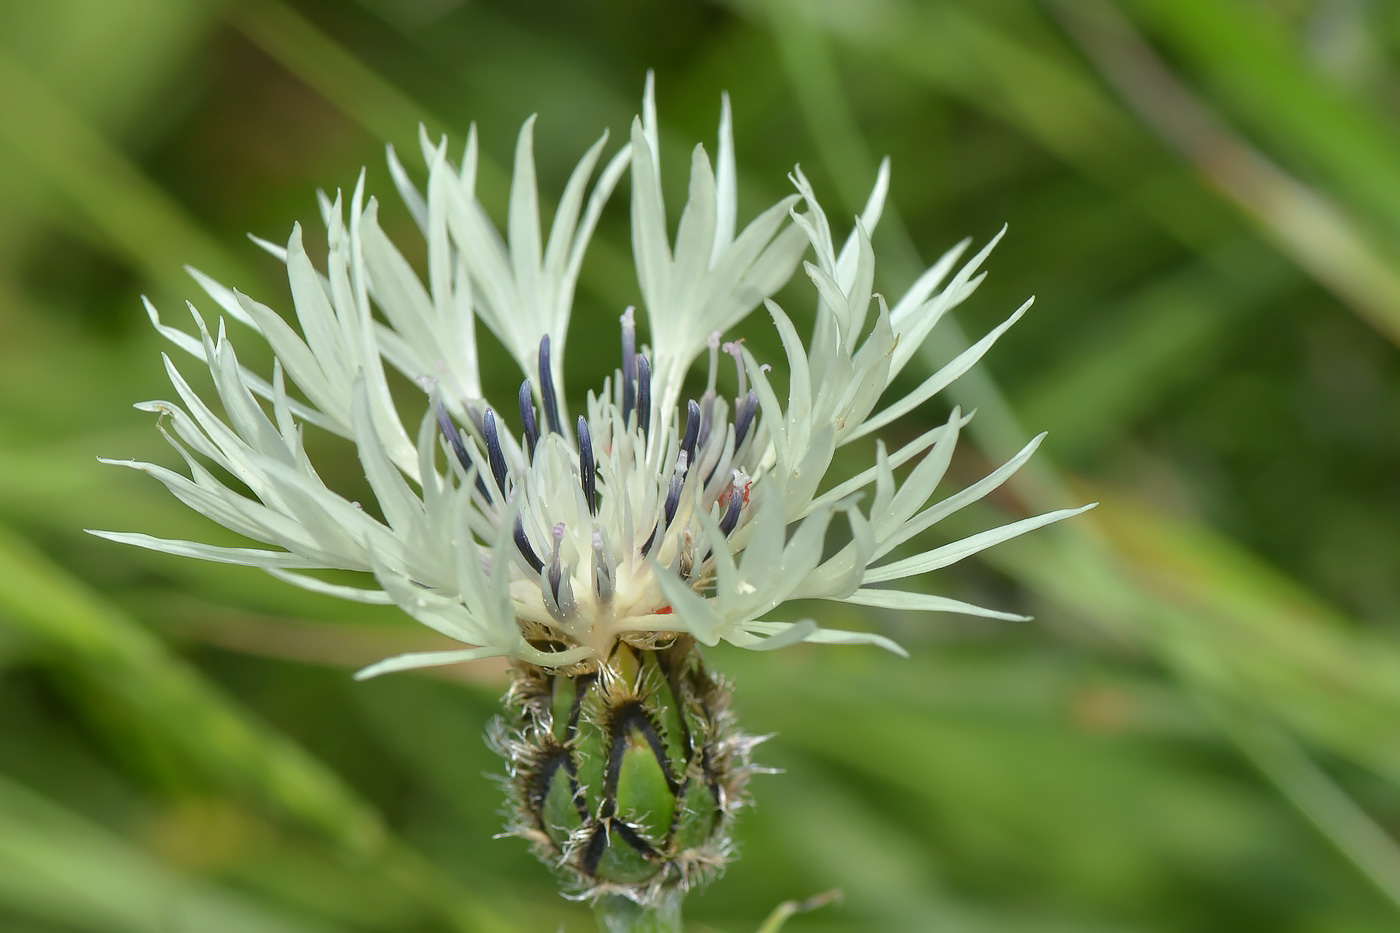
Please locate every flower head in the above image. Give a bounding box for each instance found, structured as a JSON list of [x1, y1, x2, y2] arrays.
[[96, 76, 1089, 680]]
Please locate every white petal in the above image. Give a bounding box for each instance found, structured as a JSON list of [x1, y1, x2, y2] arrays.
[[86, 531, 322, 569], [841, 588, 1030, 621], [670, 145, 718, 302], [889, 237, 969, 324], [507, 115, 543, 321], [863, 504, 1096, 584], [544, 131, 607, 276], [835, 157, 890, 289], [651, 565, 725, 645], [186, 267, 258, 329], [267, 569, 395, 604], [889, 226, 1006, 379], [385, 142, 428, 232], [359, 201, 442, 368], [712, 92, 736, 264], [851, 297, 1032, 442], [352, 378, 424, 537], [807, 412, 972, 513], [354, 645, 509, 680], [728, 619, 817, 651], [629, 117, 670, 325], [876, 432, 1047, 560], [801, 624, 907, 656]]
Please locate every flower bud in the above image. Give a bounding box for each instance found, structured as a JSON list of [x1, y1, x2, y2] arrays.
[[493, 638, 755, 904]]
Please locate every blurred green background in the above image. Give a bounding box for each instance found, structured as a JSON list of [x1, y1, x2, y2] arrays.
[[3, 0, 1400, 930]]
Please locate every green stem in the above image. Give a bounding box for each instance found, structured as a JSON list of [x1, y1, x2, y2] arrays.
[[756, 890, 843, 933], [592, 892, 683, 933]]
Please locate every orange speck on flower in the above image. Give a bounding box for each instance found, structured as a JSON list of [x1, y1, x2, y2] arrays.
[[717, 480, 753, 510]]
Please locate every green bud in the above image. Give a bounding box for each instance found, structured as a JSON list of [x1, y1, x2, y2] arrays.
[[492, 637, 755, 905]]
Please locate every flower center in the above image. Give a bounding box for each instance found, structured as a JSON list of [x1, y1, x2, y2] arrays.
[[435, 311, 762, 655]]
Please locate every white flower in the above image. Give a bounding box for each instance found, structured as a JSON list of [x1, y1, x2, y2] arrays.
[[94, 77, 1091, 679]]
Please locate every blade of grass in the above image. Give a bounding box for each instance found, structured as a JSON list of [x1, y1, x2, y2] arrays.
[[754, 889, 842, 933], [0, 773, 329, 933], [1205, 696, 1400, 913], [765, 0, 1400, 785], [227, 0, 645, 317], [760, 0, 1077, 512], [0, 49, 253, 290], [0, 522, 531, 931], [753, 0, 1400, 347], [1017, 236, 1297, 457], [1086, 493, 1400, 783], [1122, 0, 1400, 228], [759, 10, 1400, 917], [1049, 0, 1400, 347], [0, 522, 384, 852], [226, 0, 482, 182]]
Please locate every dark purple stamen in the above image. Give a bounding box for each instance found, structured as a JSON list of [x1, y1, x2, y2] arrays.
[[577, 416, 597, 516], [518, 379, 539, 459], [538, 335, 563, 435], [698, 397, 714, 451], [437, 403, 491, 500], [436, 404, 470, 471], [548, 559, 563, 600], [718, 484, 743, 536], [734, 389, 758, 450], [515, 515, 543, 573], [680, 400, 701, 471], [464, 404, 487, 436], [639, 523, 659, 557], [548, 523, 567, 605], [635, 354, 651, 436], [483, 409, 510, 496], [663, 458, 685, 526], [642, 462, 684, 558]]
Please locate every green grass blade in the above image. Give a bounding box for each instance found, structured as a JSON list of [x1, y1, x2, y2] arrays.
[[0, 523, 384, 852]]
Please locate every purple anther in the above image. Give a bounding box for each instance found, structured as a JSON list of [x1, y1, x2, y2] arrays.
[[514, 514, 543, 573], [663, 454, 686, 526], [576, 416, 597, 516], [698, 398, 715, 453], [537, 335, 563, 435], [734, 388, 759, 449], [482, 408, 510, 496], [437, 402, 491, 500], [436, 403, 471, 472], [718, 481, 744, 537], [635, 354, 651, 435], [680, 400, 701, 471], [518, 379, 539, 459]]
